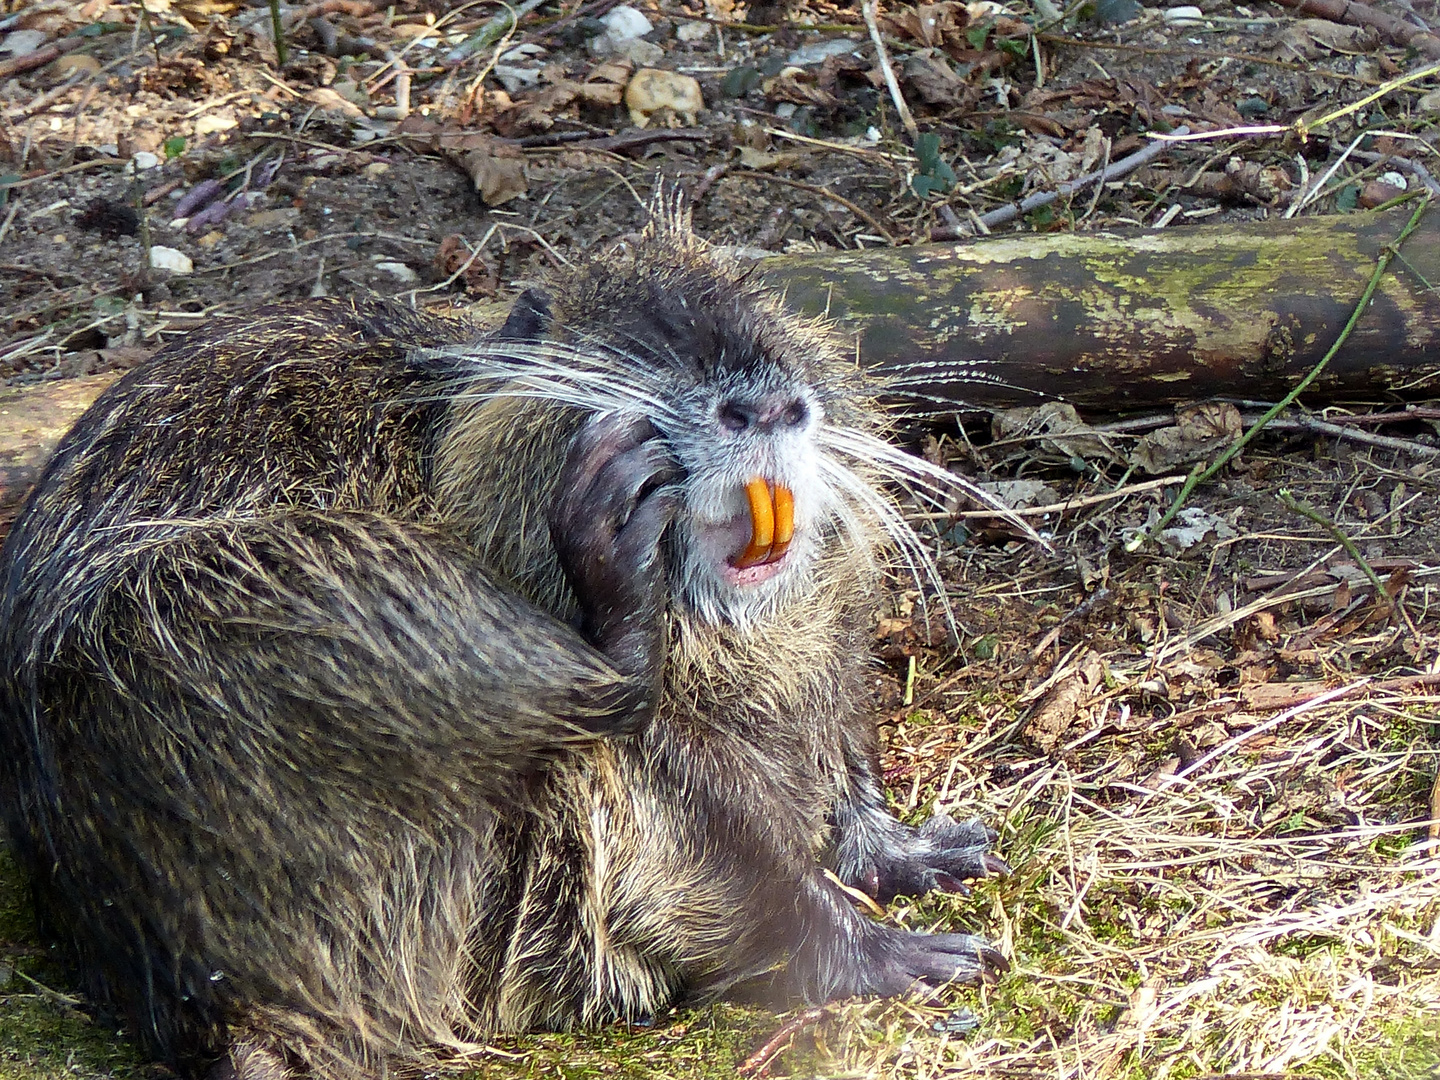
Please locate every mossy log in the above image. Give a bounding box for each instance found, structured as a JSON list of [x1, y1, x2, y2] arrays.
[[1, 209, 1436, 542], [763, 207, 1439, 411]]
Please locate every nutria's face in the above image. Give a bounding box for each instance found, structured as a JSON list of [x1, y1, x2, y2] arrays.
[[447, 254, 885, 630], [604, 285, 858, 629], [656, 363, 837, 627]]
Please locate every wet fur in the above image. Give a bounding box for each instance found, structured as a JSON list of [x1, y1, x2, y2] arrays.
[[0, 214, 1003, 1078]]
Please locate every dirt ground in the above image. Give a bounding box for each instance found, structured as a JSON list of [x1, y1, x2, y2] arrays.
[[1, 0, 1439, 1076]]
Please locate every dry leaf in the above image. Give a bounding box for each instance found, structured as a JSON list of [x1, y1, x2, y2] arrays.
[[901, 52, 972, 107], [762, 68, 839, 108], [1273, 18, 1379, 59], [458, 140, 527, 206], [1131, 402, 1242, 473], [737, 146, 803, 170], [1024, 650, 1106, 755], [991, 402, 1125, 465]]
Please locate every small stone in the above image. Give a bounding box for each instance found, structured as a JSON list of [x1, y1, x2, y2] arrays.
[[247, 207, 300, 229], [600, 6, 653, 42], [149, 245, 194, 274], [625, 68, 704, 128], [1163, 5, 1203, 23], [194, 113, 238, 137], [195, 229, 226, 248], [590, 5, 655, 55], [675, 20, 711, 42], [52, 53, 101, 77], [375, 261, 420, 284], [1420, 89, 1440, 113], [1357, 179, 1407, 208], [616, 38, 665, 66], [130, 151, 161, 172], [786, 38, 860, 66], [0, 29, 48, 57], [493, 63, 543, 93], [362, 162, 391, 179]]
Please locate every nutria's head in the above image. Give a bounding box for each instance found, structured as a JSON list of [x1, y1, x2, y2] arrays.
[[431, 208, 945, 631]]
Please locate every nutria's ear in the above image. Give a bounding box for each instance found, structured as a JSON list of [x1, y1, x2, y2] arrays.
[[498, 288, 552, 342]]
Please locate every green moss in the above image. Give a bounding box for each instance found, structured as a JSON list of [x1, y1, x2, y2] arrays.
[[1311, 1013, 1440, 1080]]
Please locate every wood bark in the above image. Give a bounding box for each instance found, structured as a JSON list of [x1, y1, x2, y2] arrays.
[[1, 209, 1436, 540], [760, 207, 1440, 413]]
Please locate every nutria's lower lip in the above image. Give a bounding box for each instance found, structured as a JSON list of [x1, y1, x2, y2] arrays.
[[730, 478, 794, 569], [722, 555, 788, 587]]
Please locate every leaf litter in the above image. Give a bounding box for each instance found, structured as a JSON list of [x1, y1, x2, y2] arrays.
[[0, 0, 1438, 1076]]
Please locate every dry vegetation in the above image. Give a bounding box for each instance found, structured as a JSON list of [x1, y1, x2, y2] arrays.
[[1, 0, 1438, 1076]]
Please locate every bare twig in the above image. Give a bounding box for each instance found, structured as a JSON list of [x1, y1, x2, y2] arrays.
[[934, 128, 1187, 238], [1242, 411, 1440, 458], [729, 171, 895, 243], [862, 0, 918, 143], [1277, 489, 1392, 600], [1270, 0, 1440, 56], [738, 1006, 829, 1078], [0, 35, 84, 80], [926, 474, 1189, 520]]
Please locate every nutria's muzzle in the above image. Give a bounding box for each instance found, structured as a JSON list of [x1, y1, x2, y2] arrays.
[[732, 478, 794, 569]]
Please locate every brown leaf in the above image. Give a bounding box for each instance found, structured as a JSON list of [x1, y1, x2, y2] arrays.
[[495, 82, 583, 134], [1023, 650, 1107, 755], [882, 2, 972, 46], [763, 69, 840, 109], [457, 139, 528, 206], [1133, 401, 1244, 472], [1272, 18, 1379, 60], [900, 52, 972, 107]]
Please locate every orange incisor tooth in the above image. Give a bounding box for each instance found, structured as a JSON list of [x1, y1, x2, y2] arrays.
[[735, 478, 775, 568], [771, 485, 794, 559]]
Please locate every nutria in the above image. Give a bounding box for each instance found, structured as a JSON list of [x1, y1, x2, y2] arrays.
[[0, 206, 1007, 1079]]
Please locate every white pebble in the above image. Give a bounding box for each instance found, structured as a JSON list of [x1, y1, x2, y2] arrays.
[[599, 5, 653, 42], [375, 261, 420, 284], [149, 246, 194, 274], [1163, 5, 1204, 24]]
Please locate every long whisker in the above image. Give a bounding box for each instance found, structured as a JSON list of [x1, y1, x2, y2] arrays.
[[814, 455, 956, 638], [411, 341, 682, 420], [820, 427, 1050, 550]]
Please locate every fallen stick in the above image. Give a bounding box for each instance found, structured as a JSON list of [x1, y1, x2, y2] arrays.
[[1270, 0, 1440, 58], [932, 127, 1189, 238]]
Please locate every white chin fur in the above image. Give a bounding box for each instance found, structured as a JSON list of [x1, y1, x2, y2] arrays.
[[675, 515, 814, 629]]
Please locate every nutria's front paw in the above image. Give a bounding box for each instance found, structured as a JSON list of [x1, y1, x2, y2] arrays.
[[861, 925, 1008, 996], [549, 412, 677, 680], [855, 814, 1009, 902]]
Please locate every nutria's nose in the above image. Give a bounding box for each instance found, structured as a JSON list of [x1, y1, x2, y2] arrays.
[[718, 395, 809, 433]]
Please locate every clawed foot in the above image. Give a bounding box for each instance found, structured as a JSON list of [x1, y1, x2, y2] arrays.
[[862, 925, 1010, 996], [849, 813, 1010, 903], [548, 412, 678, 681]]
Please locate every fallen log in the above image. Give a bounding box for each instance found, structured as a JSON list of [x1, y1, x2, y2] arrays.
[[1, 209, 1435, 540], [761, 207, 1440, 412]]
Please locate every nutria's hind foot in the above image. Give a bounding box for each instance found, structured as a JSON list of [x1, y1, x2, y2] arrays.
[[866, 926, 1010, 997], [860, 813, 1010, 902], [206, 1042, 291, 1080]]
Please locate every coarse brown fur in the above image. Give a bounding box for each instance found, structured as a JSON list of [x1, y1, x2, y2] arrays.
[[0, 209, 1005, 1079]]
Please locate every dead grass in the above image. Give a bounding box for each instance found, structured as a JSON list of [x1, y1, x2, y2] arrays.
[[766, 432, 1440, 1079]]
